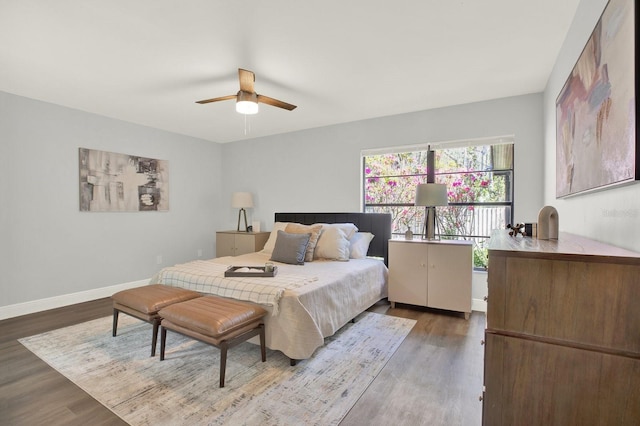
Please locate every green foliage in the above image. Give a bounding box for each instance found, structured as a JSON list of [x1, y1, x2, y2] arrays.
[[473, 246, 489, 269]]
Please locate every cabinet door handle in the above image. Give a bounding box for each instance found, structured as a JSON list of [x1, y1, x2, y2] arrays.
[[480, 339, 485, 345], [479, 395, 484, 402], [483, 296, 488, 302]]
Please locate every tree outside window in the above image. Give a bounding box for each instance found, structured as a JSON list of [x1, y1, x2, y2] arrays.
[[363, 143, 513, 268]]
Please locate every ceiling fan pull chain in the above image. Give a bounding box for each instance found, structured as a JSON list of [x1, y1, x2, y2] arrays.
[[244, 114, 250, 135]]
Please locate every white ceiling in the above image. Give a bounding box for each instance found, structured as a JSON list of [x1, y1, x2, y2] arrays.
[[0, 0, 580, 143]]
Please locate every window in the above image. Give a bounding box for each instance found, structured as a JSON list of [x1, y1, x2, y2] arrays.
[[362, 140, 514, 269]]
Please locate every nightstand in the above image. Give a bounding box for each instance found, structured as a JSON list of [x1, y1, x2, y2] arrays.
[[216, 230, 270, 257], [388, 239, 472, 319]]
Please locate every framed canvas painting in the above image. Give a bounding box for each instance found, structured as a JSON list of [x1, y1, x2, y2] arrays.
[[79, 148, 169, 212], [556, 0, 637, 197]]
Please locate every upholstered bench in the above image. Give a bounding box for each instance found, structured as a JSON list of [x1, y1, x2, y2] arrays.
[[112, 284, 201, 356], [158, 296, 267, 388]]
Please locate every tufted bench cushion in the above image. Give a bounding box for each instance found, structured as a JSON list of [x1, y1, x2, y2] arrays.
[[112, 284, 201, 356], [159, 296, 267, 387]]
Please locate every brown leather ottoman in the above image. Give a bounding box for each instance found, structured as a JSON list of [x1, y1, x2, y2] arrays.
[[112, 284, 201, 356], [158, 296, 267, 388]]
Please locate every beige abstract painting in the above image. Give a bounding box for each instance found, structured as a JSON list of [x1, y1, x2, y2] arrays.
[[556, 0, 636, 197], [79, 148, 169, 211]]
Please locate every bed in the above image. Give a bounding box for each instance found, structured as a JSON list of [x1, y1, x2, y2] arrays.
[[150, 212, 391, 361]]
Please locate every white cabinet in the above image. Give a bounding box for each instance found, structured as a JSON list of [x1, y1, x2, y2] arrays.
[[388, 239, 472, 318], [216, 231, 270, 257]]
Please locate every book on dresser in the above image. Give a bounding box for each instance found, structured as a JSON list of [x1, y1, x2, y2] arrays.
[[483, 229, 640, 425]]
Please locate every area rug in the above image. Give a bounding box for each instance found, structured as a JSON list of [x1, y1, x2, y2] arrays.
[[19, 311, 415, 425]]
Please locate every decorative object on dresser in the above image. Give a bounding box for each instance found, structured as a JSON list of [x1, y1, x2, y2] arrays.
[[231, 191, 254, 232], [414, 183, 449, 240], [537, 205, 559, 240], [483, 230, 640, 425], [524, 222, 537, 238], [505, 223, 526, 237], [388, 239, 472, 319], [215, 230, 270, 257]]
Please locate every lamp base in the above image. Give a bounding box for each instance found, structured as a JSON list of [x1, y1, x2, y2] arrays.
[[236, 208, 249, 232], [422, 206, 440, 240]]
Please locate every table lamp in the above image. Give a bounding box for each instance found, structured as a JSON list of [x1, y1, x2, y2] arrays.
[[231, 192, 254, 232], [414, 183, 448, 240]]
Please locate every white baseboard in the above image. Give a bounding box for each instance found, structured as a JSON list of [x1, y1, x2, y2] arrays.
[[0, 279, 149, 320], [472, 297, 487, 313]]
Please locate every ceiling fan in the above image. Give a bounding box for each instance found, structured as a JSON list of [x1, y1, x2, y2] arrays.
[[196, 68, 297, 115]]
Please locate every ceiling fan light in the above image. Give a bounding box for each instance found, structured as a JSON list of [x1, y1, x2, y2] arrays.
[[236, 91, 259, 114], [236, 100, 259, 115]]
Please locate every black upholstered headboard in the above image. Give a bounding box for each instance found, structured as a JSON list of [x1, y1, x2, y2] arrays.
[[274, 212, 392, 265]]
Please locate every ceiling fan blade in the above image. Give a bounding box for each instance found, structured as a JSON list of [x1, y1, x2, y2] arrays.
[[238, 69, 255, 93], [195, 94, 236, 104], [257, 94, 297, 111]]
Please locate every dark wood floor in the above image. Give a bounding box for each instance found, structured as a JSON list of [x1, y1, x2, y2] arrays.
[[0, 299, 485, 426]]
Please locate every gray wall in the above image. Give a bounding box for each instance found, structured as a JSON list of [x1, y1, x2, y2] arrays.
[[0, 91, 222, 307], [221, 94, 545, 231], [543, 0, 640, 252]]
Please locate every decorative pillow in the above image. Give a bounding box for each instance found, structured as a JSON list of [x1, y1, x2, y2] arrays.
[[261, 222, 290, 255], [314, 223, 359, 240], [285, 223, 323, 262], [313, 226, 351, 261], [270, 231, 311, 265], [349, 232, 375, 259]]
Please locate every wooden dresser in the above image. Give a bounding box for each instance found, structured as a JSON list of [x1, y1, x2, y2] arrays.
[[483, 230, 640, 425]]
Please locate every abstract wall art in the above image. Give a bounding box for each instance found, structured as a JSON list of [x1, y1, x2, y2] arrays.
[[556, 0, 637, 198], [79, 148, 169, 212]]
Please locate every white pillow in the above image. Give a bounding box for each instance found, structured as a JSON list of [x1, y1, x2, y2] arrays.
[[314, 226, 351, 261], [261, 222, 290, 255], [315, 223, 359, 240], [349, 232, 375, 259]]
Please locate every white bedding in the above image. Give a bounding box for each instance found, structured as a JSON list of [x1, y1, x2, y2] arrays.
[[150, 252, 388, 359], [151, 261, 317, 314]]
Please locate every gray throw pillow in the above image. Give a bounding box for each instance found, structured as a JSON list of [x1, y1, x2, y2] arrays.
[[270, 230, 311, 265]]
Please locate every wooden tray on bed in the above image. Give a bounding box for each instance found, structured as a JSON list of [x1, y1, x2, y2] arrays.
[[224, 266, 278, 277]]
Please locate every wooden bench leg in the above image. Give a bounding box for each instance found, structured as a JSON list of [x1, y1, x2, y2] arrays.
[[160, 326, 167, 361], [220, 344, 228, 388], [112, 309, 119, 337], [259, 324, 266, 362], [151, 319, 160, 357]]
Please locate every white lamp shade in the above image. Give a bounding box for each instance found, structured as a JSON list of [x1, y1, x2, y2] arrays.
[[231, 192, 254, 208], [415, 184, 448, 206]]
